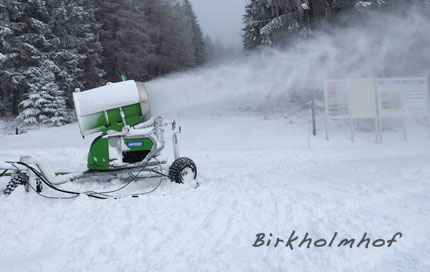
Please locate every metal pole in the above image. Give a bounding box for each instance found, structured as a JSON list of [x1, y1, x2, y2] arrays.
[[347, 86, 354, 142], [323, 81, 329, 141], [374, 78, 382, 143], [324, 109, 329, 141], [172, 133, 180, 160], [306, 9, 316, 136], [312, 99, 316, 136], [373, 113, 379, 144], [400, 85, 408, 142], [424, 78, 430, 141], [349, 116, 355, 142]]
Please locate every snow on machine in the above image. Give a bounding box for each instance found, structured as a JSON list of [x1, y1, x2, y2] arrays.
[[0, 80, 198, 199]]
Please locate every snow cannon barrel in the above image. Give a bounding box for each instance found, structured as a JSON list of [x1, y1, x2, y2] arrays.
[[73, 80, 151, 137]]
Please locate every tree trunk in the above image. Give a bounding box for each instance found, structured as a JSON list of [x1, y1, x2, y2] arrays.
[[12, 89, 20, 116]]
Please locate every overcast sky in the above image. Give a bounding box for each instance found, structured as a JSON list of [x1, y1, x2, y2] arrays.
[[189, 0, 247, 47]]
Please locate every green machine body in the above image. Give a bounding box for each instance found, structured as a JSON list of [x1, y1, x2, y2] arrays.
[[73, 80, 154, 171]]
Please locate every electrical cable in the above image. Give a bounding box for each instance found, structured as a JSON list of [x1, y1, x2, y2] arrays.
[[17, 162, 81, 197], [5, 161, 20, 171], [91, 159, 150, 195], [16, 162, 108, 199], [150, 157, 171, 178], [19, 162, 114, 199], [116, 158, 164, 199], [27, 183, 80, 200], [14, 158, 166, 200]]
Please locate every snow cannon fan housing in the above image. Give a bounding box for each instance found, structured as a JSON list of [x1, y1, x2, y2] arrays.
[[73, 80, 153, 171], [73, 80, 151, 136]]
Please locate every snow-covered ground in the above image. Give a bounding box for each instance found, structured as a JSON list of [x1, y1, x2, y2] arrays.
[[1, 110, 429, 271]]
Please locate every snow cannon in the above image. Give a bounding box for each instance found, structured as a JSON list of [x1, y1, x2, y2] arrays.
[[1, 80, 197, 199], [70, 80, 197, 184]]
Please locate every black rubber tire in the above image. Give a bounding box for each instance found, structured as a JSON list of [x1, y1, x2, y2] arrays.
[[169, 157, 197, 184]]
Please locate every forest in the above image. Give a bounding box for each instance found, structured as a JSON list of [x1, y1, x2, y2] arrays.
[[242, 0, 429, 49], [0, 0, 205, 126]]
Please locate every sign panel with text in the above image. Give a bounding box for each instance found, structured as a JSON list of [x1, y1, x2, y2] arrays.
[[402, 78, 429, 117], [324, 80, 349, 119], [324, 77, 430, 142], [376, 79, 403, 117]]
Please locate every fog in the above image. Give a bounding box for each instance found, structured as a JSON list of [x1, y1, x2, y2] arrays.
[[146, 6, 430, 116], [189, 0, 246, 46]]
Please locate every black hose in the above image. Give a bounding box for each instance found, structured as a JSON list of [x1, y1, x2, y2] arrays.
[[17, 162, 81, 196], [15, 160, 165, 200]]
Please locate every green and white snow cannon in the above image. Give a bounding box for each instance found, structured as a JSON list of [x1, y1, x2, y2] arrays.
[[1, 80, 197, 196], [73, 80, 155, 171], [72, 80, 197, 183]]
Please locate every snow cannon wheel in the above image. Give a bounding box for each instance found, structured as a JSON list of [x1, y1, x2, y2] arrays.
[[169, 157, 197, 184]]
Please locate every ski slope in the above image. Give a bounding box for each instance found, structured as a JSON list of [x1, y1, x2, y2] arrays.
[[1, 110, 430, 272], [1, 8, 430, 271]]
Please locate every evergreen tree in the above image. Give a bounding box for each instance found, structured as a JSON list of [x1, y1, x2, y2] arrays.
[[97, 0, 153, 82], [14, 0, 68, 126], [258, 0, 303, 45], [143, 0, 193, 75], [18, 60, 67, 126], [242, 0, 428, 49], [242, 0, 269, 50], [168, 1, 195, 69], [0, 0, 28, 116], [1, 0, 206, 128], [243, 0, 306, 48], [182, 0, 205, 65], [49, 0, 105, 95], [203, 34, 216, 61]]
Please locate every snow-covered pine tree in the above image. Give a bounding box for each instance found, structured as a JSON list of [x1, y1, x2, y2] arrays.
[[143, 0, 194, 75], [142, 0, 171, 76], [242, 0, 270, 50], [49, 0, 105, 105], [97, 0, 205, 81], [259, 0, 304, 45], [203, 34, 216, 62], [0, 0, 28, 116], [167, 1, 195, 69], [243, 0, 307, 48], [116, 0, 153, 81], [96, 0, 153, 82], [2, 0, 207, 125], [182, 0, 206, 65], [0, 2, 12, 115], [19, 60, 67, 126], [14, 0, 68, 127], [242, 0, 428, 50], [94, 0, 119, 82]]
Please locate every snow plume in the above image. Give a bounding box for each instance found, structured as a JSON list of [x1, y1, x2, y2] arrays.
[[145, 5, 430, 116]]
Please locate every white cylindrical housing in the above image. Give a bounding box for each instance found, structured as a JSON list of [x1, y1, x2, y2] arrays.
[[73, 80, 151, 136]]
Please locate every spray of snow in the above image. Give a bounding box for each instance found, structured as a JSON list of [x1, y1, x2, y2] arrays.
[[145, 7, 430, 116]]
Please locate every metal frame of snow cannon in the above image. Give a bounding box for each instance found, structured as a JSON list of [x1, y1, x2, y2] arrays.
[[1, 81, 197, 197]]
